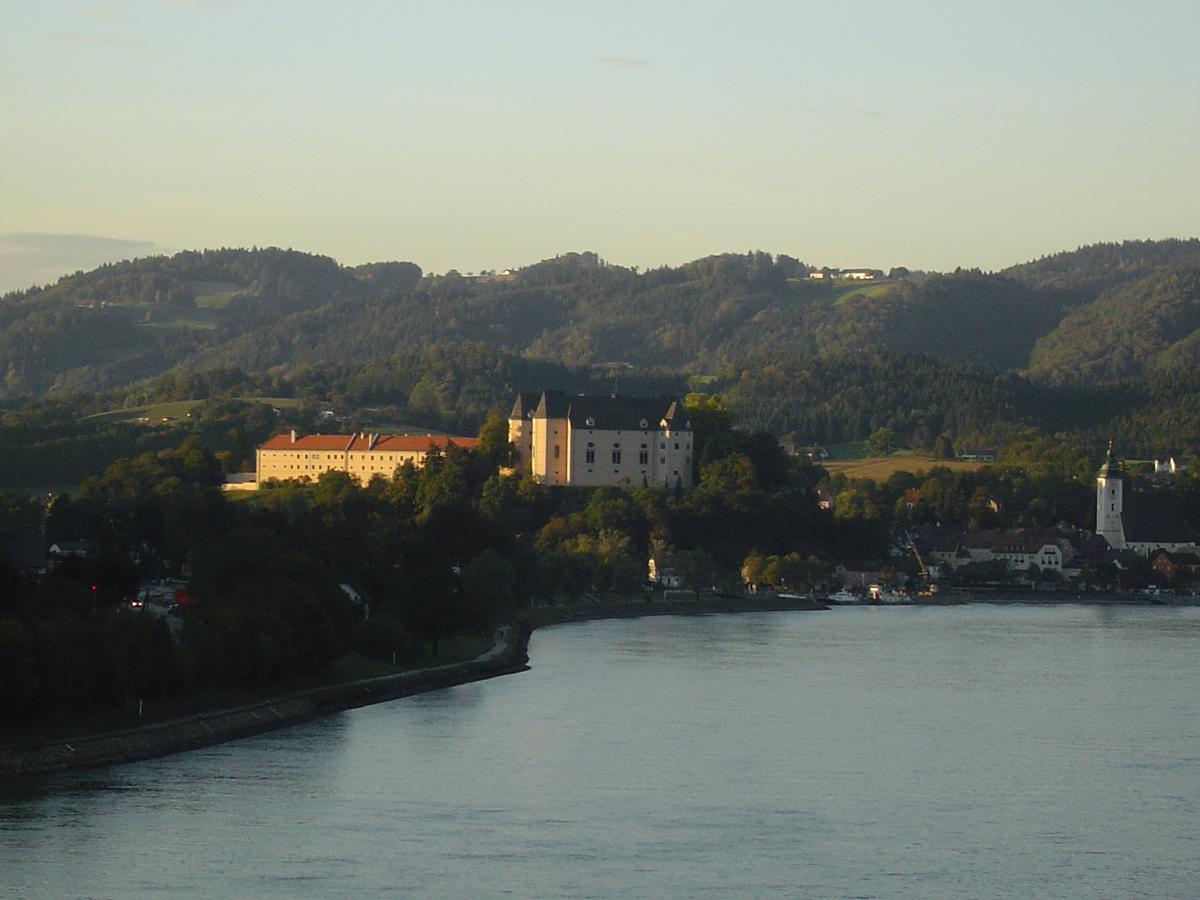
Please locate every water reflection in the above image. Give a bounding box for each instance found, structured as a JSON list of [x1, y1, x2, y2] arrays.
[[2, 606, 1199, 898]]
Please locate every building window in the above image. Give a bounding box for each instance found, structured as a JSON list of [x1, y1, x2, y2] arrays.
[[660, 457, 666, 464], [639, 446, 649, 464], [585, 417, 595, 427], [554, 445, 560, 459], [674, 442, 680, 450], [612, 449, 622, 464], [586, 442, 595, 463]]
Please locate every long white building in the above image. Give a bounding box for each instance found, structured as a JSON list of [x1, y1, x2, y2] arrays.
[[256, 431, 478, 485]]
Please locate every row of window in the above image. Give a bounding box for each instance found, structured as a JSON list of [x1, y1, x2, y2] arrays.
[[583, 419, 659, 429], [537, 440, 692, 479], [582, 469, 683, 479], [272, 452, 416, 461], [583, 448, 688, 465], [270, 463, 403, 471]]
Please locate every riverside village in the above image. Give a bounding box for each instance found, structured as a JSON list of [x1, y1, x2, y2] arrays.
[[9, 392, 1199, 616], [237, 393, 1199, 604]]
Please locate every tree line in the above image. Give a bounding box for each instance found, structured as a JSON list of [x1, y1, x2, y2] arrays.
[[7, 240, 1200, 403], [0, 406, 863, 726]]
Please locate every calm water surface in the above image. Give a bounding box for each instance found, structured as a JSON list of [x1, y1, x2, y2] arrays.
[[3, 605, 1200, 898]]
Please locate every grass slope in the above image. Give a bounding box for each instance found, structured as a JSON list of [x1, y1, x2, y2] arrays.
[[824, 455, 987, 482]]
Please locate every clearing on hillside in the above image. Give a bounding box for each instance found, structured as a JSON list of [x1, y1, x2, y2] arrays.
[[86, 396, 308, 424], [823, 455, 988, 482], [190, 281, 245, 308]]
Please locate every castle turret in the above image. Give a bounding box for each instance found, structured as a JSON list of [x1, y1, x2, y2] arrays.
[[1096, 440, 1126, 550], [507, 392, 539, 476]]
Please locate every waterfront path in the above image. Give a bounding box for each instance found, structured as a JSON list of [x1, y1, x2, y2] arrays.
[[0, 592, 834, 781], [0, 629, 530, 782]]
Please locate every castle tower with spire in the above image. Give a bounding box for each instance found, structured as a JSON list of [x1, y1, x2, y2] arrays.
[[1096, 440, 1126, 550]]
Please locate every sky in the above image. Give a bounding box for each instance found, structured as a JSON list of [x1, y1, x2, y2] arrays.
[[2, 0, 1199, 291]]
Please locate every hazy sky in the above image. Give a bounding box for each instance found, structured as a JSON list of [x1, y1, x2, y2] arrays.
[[3, 0, 1199, 290]]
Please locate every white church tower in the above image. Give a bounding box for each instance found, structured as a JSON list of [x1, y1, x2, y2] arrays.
[[1096, 440, 1126, 550]]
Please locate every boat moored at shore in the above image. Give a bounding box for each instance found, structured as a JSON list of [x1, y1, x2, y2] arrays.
[[828, 589, 865, 604]]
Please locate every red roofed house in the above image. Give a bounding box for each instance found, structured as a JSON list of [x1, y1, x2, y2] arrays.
[[256, 430, 479, 486]]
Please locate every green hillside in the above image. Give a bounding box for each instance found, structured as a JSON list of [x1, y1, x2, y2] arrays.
[[3, 238, 1199, 410], [1028, 268, 1200, 382], [1003, 238, 1200, 299]]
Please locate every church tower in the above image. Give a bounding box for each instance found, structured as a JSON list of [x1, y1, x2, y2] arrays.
[[1096, 440, 1125, 550]]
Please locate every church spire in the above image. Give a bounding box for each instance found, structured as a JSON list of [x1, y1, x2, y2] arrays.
[[1098, 439, 1123, 480], [1096, 440, 1126, 549]]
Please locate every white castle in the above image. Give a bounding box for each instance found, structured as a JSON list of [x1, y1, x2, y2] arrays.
[[508, 391, 694, 489]]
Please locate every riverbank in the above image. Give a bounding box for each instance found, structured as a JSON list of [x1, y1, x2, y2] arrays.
[[5, 588, 1183, 781], [0, 592, 829, 782], [917, 588, 1200, 606], [0, 631, 530, 782], [520, 590, 829, 628]]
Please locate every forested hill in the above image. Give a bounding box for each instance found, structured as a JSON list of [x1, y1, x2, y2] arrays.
[[1028, 268, 1200, 382], [0, 248, 417, 398], [1002, 238, 1200, 300], [2, 240, 1199, 401]]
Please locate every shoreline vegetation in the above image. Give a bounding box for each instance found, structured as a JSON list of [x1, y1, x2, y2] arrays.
[[2, 589, 1191, 783]]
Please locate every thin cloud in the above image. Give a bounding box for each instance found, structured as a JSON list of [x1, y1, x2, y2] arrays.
[[77, 6, 124, 19], [158, 0, 231, 7], [49, 31, 148, 51], [597, 56, 652, 69], [796, 104, 885, 120], [0, 233, 162, 294]]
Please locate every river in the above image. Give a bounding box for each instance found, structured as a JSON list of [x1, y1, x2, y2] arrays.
[[3, 604, 1199, 898]]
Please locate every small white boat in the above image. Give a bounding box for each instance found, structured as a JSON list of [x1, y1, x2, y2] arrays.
[[828, 589, 864, 604], [867, 584, 913, 605]]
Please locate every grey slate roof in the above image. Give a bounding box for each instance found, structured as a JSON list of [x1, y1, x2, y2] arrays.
[[566, 395, 688, 431], [525, 391, 690, 431], [509, 392, 542, 420], [1097, 441, 1124, 479], [1123, 498, 1196, 544], [532, 390, 571, 419]]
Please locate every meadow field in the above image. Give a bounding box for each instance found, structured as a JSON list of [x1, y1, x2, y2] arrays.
[[822, 455, 987, 482]]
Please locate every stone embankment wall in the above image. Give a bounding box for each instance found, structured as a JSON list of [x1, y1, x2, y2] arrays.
[[521, 592, 828, 628], [2, 594, 829, 781], [0, 628, 532, 782]]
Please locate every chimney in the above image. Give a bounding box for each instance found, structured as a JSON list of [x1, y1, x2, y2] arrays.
[[290, 429, 297, 443]]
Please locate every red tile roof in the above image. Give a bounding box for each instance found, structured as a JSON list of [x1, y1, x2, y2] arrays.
[[260, 434, 352, 451], [372, 434, 478, 451]]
